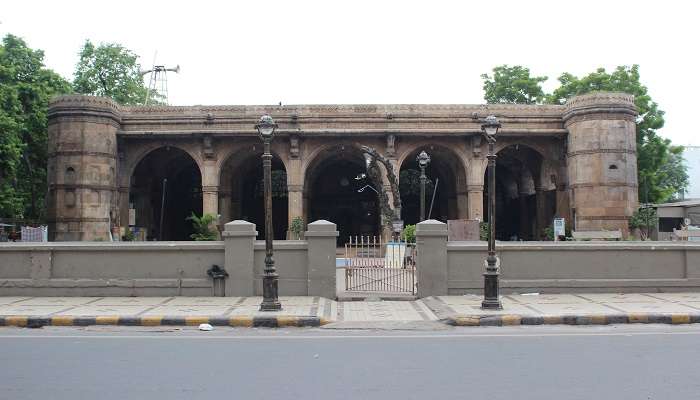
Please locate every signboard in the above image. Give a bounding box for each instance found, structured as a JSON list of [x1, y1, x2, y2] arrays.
[[553, 218, 565, 241], [129, 208, 136, 226], [392, 220, 404, 233]]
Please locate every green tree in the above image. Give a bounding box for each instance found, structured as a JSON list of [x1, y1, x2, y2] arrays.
[[481, 65, 548, 104], [0, 34, 71, 219], [548, 65, 687, 202], [73, 40, 151, 105], [629, 206, 658, 240]]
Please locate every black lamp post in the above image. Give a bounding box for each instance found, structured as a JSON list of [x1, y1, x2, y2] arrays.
[[256, 115, 282, 311], [417, 151, 431, 221], [481, 115, 502, 310]]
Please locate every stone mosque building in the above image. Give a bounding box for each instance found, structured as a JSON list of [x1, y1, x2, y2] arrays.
[[46, 92, 639, 242]]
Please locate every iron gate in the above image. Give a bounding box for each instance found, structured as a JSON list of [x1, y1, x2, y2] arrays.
[[343, 236, 416, 294]]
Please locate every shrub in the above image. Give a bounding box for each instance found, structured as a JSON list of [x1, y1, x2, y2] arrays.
[[401, 224, 416, 243], [186, 213, 218, 241], [289, 216, 304, 239]]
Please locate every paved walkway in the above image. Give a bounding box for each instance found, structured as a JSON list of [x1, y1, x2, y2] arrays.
[[3, 293, 700, 327]]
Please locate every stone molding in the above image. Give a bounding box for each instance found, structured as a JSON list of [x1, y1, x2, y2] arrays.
[[50, 184, 117, 191], [49, 151, 118, 159], [567, 149, 636, 157], [570, 182, 638, 189]]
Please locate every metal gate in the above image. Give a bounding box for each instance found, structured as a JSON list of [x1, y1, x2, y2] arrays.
[[343, 236, 416, 294]]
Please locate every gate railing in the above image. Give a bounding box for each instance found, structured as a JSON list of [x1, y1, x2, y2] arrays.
[[343, 236, 416, 294]]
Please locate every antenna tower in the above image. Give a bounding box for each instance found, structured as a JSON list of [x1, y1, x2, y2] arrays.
[[140, 54, 179, 105]]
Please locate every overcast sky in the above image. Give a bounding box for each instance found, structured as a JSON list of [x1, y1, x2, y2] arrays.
[[3, 0, 698, 145]]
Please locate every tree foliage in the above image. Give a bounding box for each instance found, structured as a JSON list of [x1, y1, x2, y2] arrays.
[[0, 34, 71, 219], [481, 65, 548, 104], [73, 40, 150, 105], [481, 64, 688, 203]]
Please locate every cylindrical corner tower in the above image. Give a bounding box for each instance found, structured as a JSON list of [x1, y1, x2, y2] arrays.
[[563, 92, 638, 236], [47, 95, 121, 241]]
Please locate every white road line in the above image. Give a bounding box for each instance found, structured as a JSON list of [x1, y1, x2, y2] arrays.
[[2, 331, 700, 340]]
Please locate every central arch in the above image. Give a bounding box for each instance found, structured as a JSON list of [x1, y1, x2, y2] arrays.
[[304, 144, 381, 245]]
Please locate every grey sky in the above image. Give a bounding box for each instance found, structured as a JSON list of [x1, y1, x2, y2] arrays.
[[3, 0, 698, 145]]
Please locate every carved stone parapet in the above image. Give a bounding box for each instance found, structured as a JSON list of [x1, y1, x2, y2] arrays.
[[562, 92, 637, 125], [48, 95, 122, 125]]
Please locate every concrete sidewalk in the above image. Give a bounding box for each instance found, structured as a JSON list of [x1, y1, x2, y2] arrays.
[[2, 293, 700, 328]]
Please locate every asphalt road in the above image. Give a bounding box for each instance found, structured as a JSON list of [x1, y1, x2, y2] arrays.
[[1, 325, 700, 400]]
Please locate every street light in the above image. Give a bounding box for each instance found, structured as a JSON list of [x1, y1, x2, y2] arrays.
[[256, 114, 282, 311], [416, 151, 431, 221], [481, 115, 502, 310]]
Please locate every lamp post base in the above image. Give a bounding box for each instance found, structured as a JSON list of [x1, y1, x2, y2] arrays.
[[260, 300, 282, 311], [481, 298, 502, 310]]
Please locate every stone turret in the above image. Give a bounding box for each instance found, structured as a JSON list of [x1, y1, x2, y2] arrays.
[[563, 92, 638, 236], [47, 96, 122, 241]]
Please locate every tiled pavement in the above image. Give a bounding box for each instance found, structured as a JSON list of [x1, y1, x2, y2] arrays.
[[3, 293, 700, 326]]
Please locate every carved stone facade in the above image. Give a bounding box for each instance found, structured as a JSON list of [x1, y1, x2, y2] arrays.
[[47, 92, 638, 241]]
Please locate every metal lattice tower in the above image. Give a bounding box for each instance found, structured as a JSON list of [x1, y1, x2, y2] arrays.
[[141, 62, 179, 105]]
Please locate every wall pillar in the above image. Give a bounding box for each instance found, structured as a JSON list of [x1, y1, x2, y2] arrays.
[[416, 219, 448, 297], [223, 220, 257, 296], [305, 220, 339, 298]]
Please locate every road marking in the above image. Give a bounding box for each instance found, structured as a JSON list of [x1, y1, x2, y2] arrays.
[[2, 330, 700, 340]]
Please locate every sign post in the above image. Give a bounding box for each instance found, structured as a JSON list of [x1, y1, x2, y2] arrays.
[[553, 218, 565, 242]]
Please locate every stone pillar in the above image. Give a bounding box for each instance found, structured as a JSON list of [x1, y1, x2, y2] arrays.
[[518, 195, 529, 240], [218, 188, 231, 228], [456, 190, 469, 219], [223, 220, 257, 296], [563, 92, 638, 236], [305, 220, 339, 299], [202, 186, 219, 217], [535, 188, 547, 240], [47, 95, 121, 241], [416, 219, 449, 297], [288, 185, 303, 227], [287, 157, 304, 228], [467, 185, 484, 221], [118, 186, 130, 229], [555, 186, 570, 221]]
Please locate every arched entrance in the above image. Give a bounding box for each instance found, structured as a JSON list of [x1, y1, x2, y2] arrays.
[[129, 147, 202, 240], [485, 144, 554, 240], [305, 145, 380, 245], [220, 151, 288, 240], [399, 146, 463, 225]]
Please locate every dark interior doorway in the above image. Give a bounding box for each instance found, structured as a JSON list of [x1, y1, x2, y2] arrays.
[[306, 150, 380, 245], [129, 147, 202, 241]]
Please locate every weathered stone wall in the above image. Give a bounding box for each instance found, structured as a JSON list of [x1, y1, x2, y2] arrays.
[[563, 92, 639, 234], [48, 96, 121, 241], [47, 92, 638, 240]]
